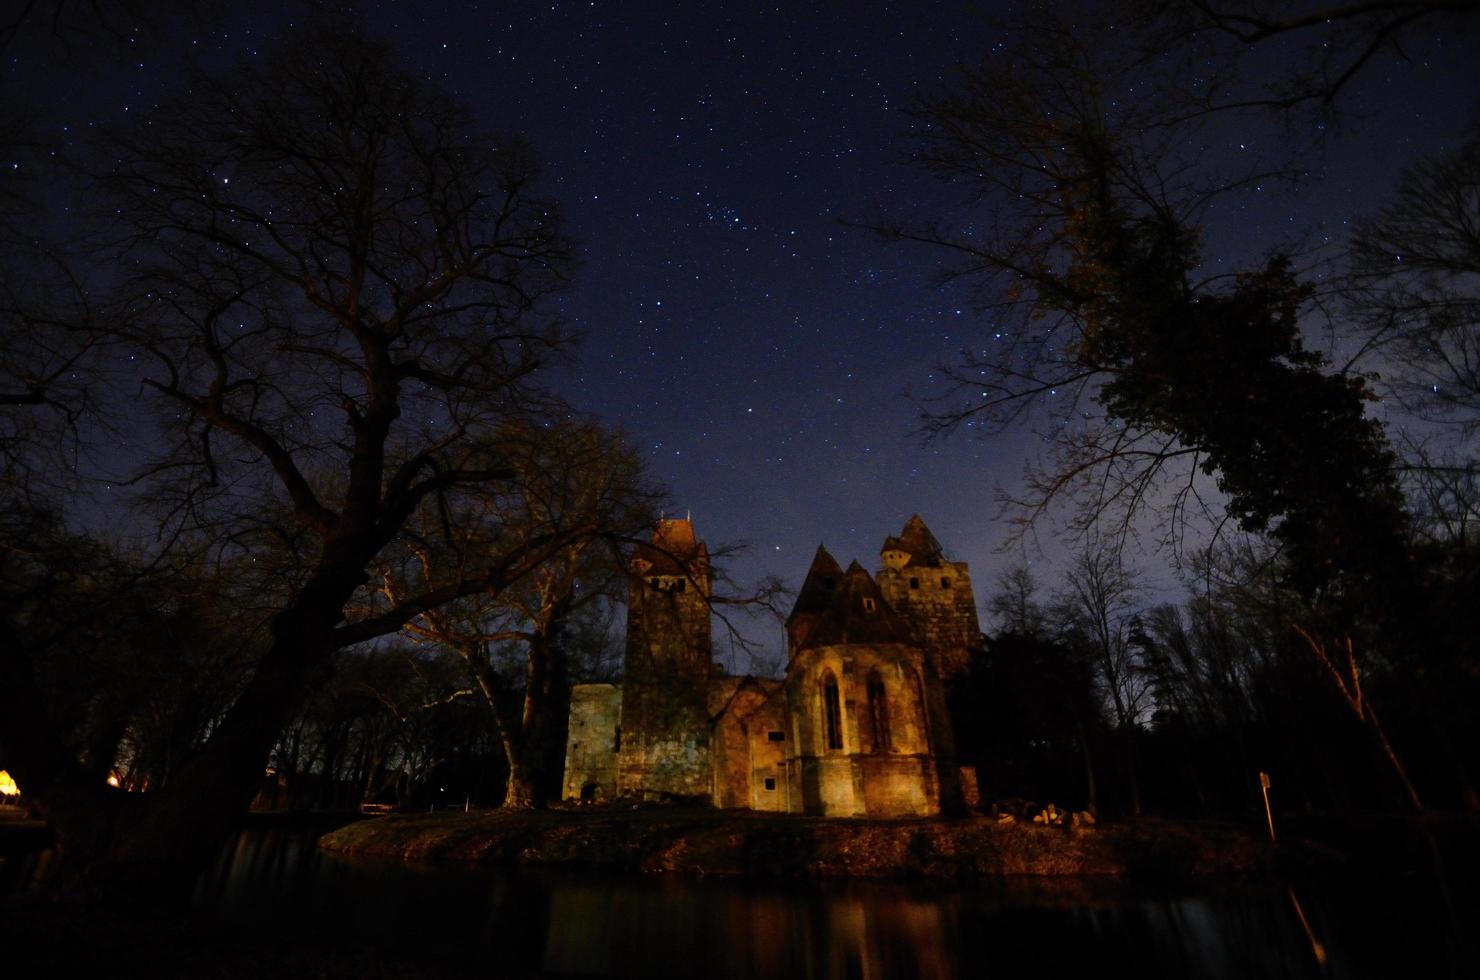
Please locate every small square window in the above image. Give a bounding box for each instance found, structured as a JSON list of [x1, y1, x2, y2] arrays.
[[862, 597, 876, 612], [940, 577, 952, 589], [767, 730, 785, 742], [909, 577, 920, 589], [764, 777, 777, 791]]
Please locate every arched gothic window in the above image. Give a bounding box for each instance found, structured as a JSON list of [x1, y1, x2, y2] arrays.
[[866, 671, 891, 753], [822, 671, 843, 751]]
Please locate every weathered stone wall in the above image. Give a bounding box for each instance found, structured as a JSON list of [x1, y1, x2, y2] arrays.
[[618, 557, 715, 798], [561, 684, 622, 802], [744, 691, 789, 812], [876, 559, 981, 681], [875, 559, 977, 814], [708, 678, 785, 810], [616, 678, 711, 798], [624, 575, 712, 679], [783, 643, 941, 817], [857, 754, 937, 818]]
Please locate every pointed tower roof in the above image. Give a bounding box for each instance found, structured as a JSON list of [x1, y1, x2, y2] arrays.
[[881, 514, 945, 568], [796, 560, 914, 651], [786, 544, 844, 625], [632, 517, 708, 576], [785, 545, 844, 658]]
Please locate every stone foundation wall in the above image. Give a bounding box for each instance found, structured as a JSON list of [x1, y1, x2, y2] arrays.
[[561, 684, 622, 802], [617, 676, 711, 798], [709, 679, 785, 810], [745, 693, 789, 812]]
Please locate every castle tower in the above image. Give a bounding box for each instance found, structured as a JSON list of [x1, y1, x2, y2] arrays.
[[617, 518, 714, 798], [874, 515, 982, 681], [873, 515, 978, 814]]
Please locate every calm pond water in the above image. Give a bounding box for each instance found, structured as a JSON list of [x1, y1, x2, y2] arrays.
[[5, 825, 1478, 978]]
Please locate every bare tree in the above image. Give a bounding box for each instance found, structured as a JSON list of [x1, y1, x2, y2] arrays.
[[1053, 544, 1149, 814], [985, 565, 1049, 637], [1128, 0, 1478, 119], [0, 27, 615, 904], [877, 6, 1442, 808], [873, 13, 1284, 553], [1348, 125, 1480, 542], [378, 419, 657, 808]]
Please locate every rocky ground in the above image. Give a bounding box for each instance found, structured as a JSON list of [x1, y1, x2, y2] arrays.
[[318, 806, 1278, 880]]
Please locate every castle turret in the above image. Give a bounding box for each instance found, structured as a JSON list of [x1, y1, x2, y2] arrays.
[[874, 515, 982, 681]]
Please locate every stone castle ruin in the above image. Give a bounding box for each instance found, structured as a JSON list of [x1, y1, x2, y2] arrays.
[[561, 515, 982, 817]]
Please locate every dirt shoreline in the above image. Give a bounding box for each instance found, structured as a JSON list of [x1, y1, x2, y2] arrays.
[[318, 808, 1278, 880]]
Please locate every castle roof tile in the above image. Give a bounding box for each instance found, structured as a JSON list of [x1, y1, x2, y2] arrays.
[[796, 560, 914, 651]]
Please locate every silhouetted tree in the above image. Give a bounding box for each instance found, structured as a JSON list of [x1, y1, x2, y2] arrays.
[[380, 419, 656, 808], [1128, 0, 1478, 119], [954, 630, 1103, 812], [1053, 545, 1149, 814], [0, 26, 611, 904], [883, 10, 1427, 807], [1349, 124, 1480, 539]]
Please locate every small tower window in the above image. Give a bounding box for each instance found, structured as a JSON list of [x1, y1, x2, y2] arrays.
[[940, 576, 952, 589], [764, 777, 777, 791], [862, 597, 876, 612], [672, 578, 686, 592], [822, 671, 843, 751], [909, 577, 920, 589]]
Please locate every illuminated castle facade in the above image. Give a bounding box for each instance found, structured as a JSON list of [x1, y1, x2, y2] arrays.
[[561, 515, 981, 817]]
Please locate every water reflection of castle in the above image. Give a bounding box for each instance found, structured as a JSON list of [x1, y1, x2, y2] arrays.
[[561, 515, 982, 816], [543, 879, 956, 980]]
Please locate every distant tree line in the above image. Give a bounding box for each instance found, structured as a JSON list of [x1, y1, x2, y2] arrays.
[[955, 533, 1480, 821]]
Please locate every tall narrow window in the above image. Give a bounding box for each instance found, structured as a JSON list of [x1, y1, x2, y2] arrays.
[[822, 672, 843, 751], [866, 671, 891, 753]]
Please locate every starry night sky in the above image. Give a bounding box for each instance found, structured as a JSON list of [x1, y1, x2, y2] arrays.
[[8, 1, 1478, 666]]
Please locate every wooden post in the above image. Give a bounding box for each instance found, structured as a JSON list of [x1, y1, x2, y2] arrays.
[[1288, 885, 1329, 967], [1259, 771, 1276, 842]]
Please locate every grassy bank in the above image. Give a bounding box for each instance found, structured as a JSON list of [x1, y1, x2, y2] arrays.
[[319, 807, 1274, 880]]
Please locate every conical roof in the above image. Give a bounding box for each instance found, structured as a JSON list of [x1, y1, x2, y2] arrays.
[[881, 514, 945, 567], [786, 544, 844, 626], [795, 560, 914, 651]]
